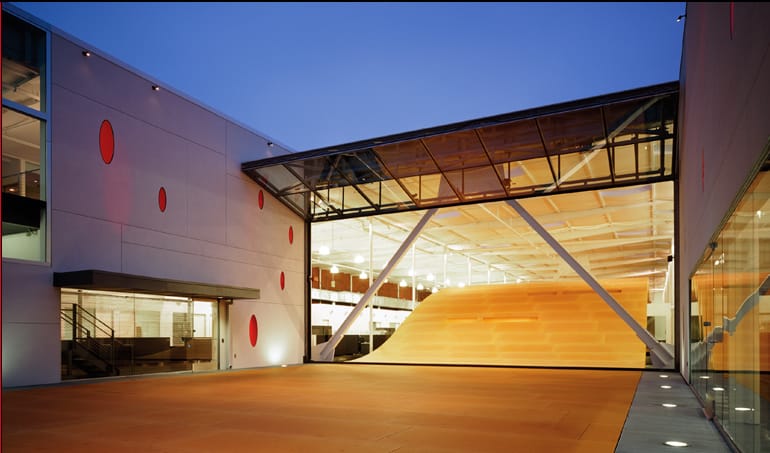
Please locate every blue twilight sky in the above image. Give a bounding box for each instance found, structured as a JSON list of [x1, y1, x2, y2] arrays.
[[10, 2, 686, 152]]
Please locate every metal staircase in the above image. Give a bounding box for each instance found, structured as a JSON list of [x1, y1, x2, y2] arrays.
[[60, 304, 121, 379]]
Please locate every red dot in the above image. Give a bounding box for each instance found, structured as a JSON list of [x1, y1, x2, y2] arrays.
[[280, 271, 285, 290], [99, 120, 114, 164], [258, 190, 264, 210], [158, 187, 167, 212], [289, 226, 294, 244], [249, 315, 258, 347]]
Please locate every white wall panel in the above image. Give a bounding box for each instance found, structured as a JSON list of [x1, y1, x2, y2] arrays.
[[186, 141, 226, 243], [1, 262, 60, 387], [230, 300, 303, 369], [52, 35, 227, 153], [52, 210, 122, 272]]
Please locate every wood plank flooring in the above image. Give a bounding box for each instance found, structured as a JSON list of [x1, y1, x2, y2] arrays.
[[2, 364, 640, 452]]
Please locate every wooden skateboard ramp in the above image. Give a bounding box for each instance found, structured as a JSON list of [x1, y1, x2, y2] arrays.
[[356, 278, 649, 368]]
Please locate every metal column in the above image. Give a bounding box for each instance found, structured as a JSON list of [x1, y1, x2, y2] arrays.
[[506, 199, 674, 367], [315, 208, 438, 362]]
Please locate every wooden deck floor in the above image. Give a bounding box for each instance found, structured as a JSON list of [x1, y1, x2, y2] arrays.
[[2, 364, 640, 452]]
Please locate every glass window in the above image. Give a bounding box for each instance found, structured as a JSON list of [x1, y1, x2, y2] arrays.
[[690, 165, 770, 452], [2, 11, 46, 112], [2, 11, 48, 262]]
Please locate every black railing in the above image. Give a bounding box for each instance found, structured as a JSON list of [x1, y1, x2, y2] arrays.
[[60, 304, 119, 378]]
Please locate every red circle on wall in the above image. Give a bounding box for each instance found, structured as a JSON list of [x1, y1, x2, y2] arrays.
[[99, 120, 114, 164], [289, 226, 294, 244], [249, 315, 258, 347], [158, 187, 167, 212], [258, 190, 264, 210], [280, 271, 285, 290]]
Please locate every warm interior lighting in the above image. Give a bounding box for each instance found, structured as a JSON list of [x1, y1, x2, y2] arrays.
[[426, 273, 435, 282], [330, 265, 339, 274], [458, 282, 466, 288], [318, 245, 330, 255], [431, 286, 438, 293], [359, 271, 367, 279], [399, 280, 407, 287], [416, 283, 424, 291], [354, 255, 364, 264], [664, 440, 688, 447]]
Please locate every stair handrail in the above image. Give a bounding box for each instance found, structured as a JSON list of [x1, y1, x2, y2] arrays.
[[63, 304, 118, 375]]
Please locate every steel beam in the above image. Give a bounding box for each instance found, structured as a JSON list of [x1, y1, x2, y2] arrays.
[[506, 199, 674, 366], [316, 208, 438, 361]]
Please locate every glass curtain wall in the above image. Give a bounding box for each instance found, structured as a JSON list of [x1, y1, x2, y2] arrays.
[[2, 10, 48, 261], [690, 166, 770, 452], [61, 289, 219, 379]]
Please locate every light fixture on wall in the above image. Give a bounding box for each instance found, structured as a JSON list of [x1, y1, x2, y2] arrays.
[[676, 14, 686, 22], [267, 141, 274, 147], [82, 50, 91, 57], [359, 271, 368, 279], [152, 84, 160, 91], [399, 280, 407, 287], [330, 265, 339, 274]]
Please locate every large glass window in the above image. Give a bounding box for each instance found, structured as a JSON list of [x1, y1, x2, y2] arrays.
[[2, 10, 48, 261], [690, 164, 770, 452], [60, 289, 220, 379]]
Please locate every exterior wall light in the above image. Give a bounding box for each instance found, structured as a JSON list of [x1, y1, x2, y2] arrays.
[[152, 85, 160, 91], [82, 50, 91, 57]]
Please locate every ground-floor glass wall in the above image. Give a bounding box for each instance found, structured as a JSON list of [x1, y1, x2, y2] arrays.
[[690, 164, 770, 452], [60, 289, 219, 379]]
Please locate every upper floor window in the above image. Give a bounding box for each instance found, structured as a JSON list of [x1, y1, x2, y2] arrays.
[[2, 10, 48, 262]]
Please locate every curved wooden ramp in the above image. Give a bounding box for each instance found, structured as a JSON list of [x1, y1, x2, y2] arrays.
[[356, 278, 649, 368]]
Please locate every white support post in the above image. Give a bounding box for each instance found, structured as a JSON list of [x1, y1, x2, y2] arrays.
[[506, 199, 674, 367], [315, 208, 438, 362]]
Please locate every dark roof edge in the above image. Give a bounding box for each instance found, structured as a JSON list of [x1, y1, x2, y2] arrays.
[[243, 81, 679, 170], [53, 270, 260, 300]]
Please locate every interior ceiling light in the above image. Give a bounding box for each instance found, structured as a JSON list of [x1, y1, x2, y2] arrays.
[[431, 287, 438, 293], [354, 255, 364, 264], [660, 385, 672, 389], [664, 441, 688, 447], [662, 403, 677, 408], [458, 282, 466, 288], [399, 280, 407, 287], [416, 283, 424, 291], [330, 265, 339, 274], [318, 245, 330, 255], [699, 375, 710, 379], [426, 273, 435, 282], [659, 374, 669, 378], [359, 271, 367, 279], [712, 387, 725, 392], [735, 407, 753, 411]]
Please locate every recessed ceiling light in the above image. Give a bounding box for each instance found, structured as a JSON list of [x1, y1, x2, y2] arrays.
[[664, 440, 688, 447], [662, 403, 678, 408], [661, 385, 672, 389], [660, 374, 669, 378]]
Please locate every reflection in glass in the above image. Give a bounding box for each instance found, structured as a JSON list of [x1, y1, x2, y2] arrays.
[[690, 166, 770, 452]]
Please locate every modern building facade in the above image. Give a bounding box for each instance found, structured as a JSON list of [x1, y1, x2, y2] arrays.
[[2, 3, 769, 452]]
